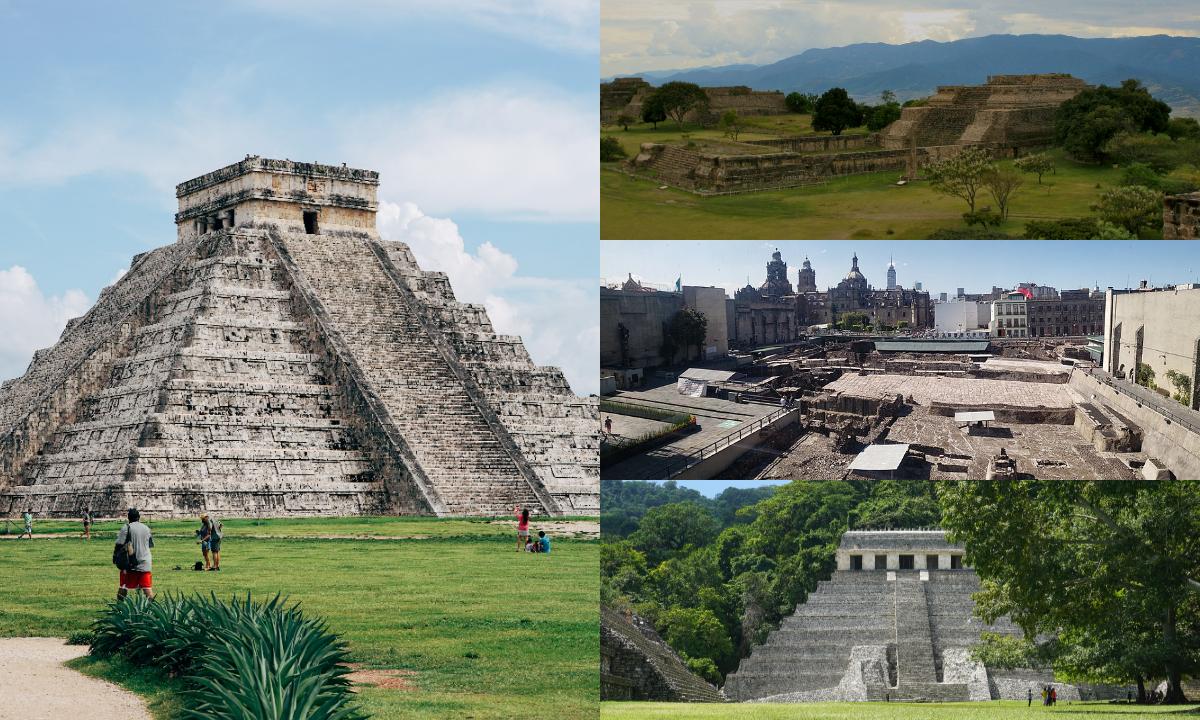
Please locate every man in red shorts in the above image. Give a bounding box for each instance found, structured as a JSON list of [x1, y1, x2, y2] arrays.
[[116, 508, 154, 600]]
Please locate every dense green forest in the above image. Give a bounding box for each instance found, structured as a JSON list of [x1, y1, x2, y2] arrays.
[[600, 481, 1200, 702]]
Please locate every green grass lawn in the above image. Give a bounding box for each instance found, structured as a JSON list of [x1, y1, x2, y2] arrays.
[[600, 700, 1200, 719], [602, 116, 867, 158], [0, 517, 599, 719], [601, 149, 1131, 240]]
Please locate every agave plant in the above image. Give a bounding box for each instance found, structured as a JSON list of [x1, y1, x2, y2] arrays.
[[89, 592, 366, 719]]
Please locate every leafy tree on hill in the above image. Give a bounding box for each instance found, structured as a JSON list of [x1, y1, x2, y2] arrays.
[[812, 88, 863, 136], [939, 481, 1200, 703], [1055, 79, 1171, 162], [649, 81, 709, 128], [982, 167, 1024, 220], [924, 146, 994, 213], [785, 91, 816, 114], [1167, 117, 1200, 141], [600, 136, 626, 162], [1094, 185, 1163, 237], [668, 306, 708, 362], [720, 110, 743, 141], [1105, 132, 1200, 174], [658, 606, 734, 682], [641, 93, 667, 129], [616, 113, 634, 131], [866, 102, 902, 132], [1014, 153, 1055, 184], [600, 480, 708, 538], [629, 502, 720, 566]]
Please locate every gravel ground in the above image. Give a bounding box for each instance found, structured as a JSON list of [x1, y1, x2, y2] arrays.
[[0, 637, 149, 720]]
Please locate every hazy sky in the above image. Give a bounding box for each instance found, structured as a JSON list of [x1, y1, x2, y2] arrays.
[[601, 240, 1200, 300], [602, 0, 1200, 76], [0, 0, 600, 395]]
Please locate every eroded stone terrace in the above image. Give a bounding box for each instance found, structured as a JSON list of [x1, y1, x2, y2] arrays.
[[824, 373, 1077, 408]]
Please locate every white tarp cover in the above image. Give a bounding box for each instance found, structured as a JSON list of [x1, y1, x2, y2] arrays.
[[679, 368, 739, 382], [954, 411, 996, 423], [677, 377, 708, 397], [848, 444, 910, 471]]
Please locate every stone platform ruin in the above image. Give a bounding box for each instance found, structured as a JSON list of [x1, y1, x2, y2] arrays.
[[602, 605, 725, 702], [625, 74, 1088, 195], [0, 157, 599, 518], [723, 530, 1107, 703]]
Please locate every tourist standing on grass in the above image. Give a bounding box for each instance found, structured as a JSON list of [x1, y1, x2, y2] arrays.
[[198, 513, 223, 571], [82, 508, 93, 540], [116, 508, 154, 601], [1027, 687, 1032, 706], [515, 504, 530, 551], [19, 508, 33, 539]]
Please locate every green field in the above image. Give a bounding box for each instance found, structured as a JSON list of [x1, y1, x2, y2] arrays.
[[600, 700, 1199, 719], [0, 517, 599, 719], [601, 148, 1130, 240], [602, 116, 864, 158]]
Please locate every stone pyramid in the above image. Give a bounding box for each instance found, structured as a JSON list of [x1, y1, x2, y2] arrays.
[[601, 606, 724, 702], [0, 157, 598, 517], [724, 530, 1067, 703]]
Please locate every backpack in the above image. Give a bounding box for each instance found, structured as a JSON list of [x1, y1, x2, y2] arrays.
[[112, 524, 138, 571]]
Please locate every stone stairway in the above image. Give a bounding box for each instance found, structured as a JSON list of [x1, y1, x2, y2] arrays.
[[13, 230, 389, 516], [271, 230, 551, 516]]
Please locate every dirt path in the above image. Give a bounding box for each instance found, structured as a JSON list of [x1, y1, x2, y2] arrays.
[[0, 637, 150, 720]]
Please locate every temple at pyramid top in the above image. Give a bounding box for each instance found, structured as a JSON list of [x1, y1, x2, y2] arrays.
[[175, 156, 380, 241], [0, 157, 599, 518]]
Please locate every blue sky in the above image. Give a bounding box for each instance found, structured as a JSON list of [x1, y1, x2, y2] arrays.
[[602, 240, 1200, 300], [0, 0, 599, 394]]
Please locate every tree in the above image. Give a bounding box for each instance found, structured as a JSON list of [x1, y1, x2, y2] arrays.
[[616, 113, 634, 131], [600, 136, 626, 162], [1094, 185, 1163, 237], [939, 481, 1200, 703], [785, 92, 815, 114], [982, 167, 1024, 220], [1165, 370, 1193, 407], [668, 306, 708, 361], [1121, 162, 1164, 190], [719, 110, 743, 141], [1167, 117, 1200, 141], [1014, 153, 1055, 184], [838, 311, 869, 329], [812, 88, 862, 136], [629, 502, 720, 566], [1105, 132, 1199, 174], [658, 606, 735, 675], [650, 82, 709, 128], [866, 103, 901, 132], [924, 146, 994, 213], [1055, 79, 1172, 162], [641, 93, 667, 129], [880, 90, 897, 105]]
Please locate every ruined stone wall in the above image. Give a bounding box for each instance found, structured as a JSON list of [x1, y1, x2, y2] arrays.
[[600, 77, 652, 124], [928, 401, 1076, 424], [1164, 192, 1200, 239], [601, 606, 724, 702], [634, 142, 1008, 194], [745, 134, 876, 153], [688, 86, 788, 122]]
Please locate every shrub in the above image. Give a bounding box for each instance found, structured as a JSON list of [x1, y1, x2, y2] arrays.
[[1024, 218, 1100, 240], [601, 136, 626, 162], [866, 103, 901, 132], [927, 228, 1013, 239], [1104, 132, 1196, 173], [784, 92, 815, 114], [1120, 162, 1164, 189], [1161, 166, 1200, 195], [963, 208, 1002, 229], [1167, 117, 1200, 141], [90, 593, 364, 720], [1093, 185, 1163, 237]]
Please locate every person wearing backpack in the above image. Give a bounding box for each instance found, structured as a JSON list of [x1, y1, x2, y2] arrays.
[[114, 508, 154, 600], [200, 513, 223, 571]]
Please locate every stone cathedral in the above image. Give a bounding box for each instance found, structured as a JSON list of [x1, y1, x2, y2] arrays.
[[0, 157, 598, 518]]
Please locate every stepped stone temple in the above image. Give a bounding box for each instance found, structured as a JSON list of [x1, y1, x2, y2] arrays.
[[0, 157, 599, 518], [724, 530, 1112, 703], [601, 605, 724, 702]]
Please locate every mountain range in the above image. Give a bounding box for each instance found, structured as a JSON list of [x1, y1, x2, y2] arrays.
[[611, 34, 1200, 116]]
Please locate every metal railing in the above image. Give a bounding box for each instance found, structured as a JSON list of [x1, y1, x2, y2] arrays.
[[654, 407, 796, 480], [1079, 366, 1200, 436]]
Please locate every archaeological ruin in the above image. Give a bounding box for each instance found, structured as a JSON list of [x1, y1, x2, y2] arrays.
[[723, 530, 1123, 703], [615, 74, 1089, 194], [1164, 191, 1200, 239], [0, 157, 599, 518], [601, 605, 725, 702], [600, 77, 787, 126]]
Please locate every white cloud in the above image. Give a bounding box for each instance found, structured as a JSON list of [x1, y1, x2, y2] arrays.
[[244, 0, 599, 53], [0, 266, 90, 382], [378, 201, 598, 396], [343, 86, 597, 222]]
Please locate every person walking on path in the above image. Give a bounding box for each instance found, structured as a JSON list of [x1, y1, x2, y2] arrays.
[[1027, 687, 1032, 706], [604, 417, 612, 435], [82, 508, 93, 540], [115, 508, 154, 601], [19, 509, 33, 539], [515, 505, 530, 552]]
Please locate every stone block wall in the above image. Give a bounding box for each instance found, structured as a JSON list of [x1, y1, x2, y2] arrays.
[[601, 606, 724, 702], [1164, 192, 1200, 239]]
